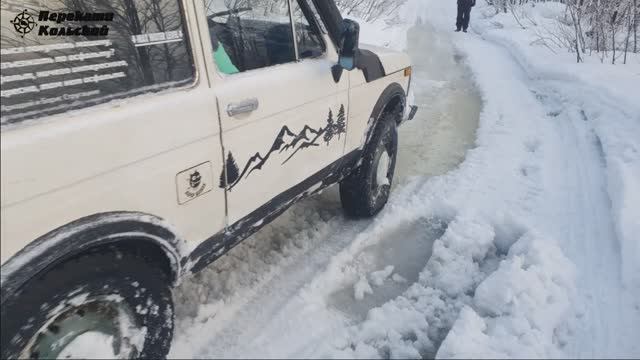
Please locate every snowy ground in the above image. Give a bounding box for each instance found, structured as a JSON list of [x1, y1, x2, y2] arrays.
[[170, 1, 640, 358]]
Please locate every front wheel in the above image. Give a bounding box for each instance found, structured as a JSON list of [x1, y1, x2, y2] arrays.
[[340, 115, 398, 217], [0, 245, 174, 359]]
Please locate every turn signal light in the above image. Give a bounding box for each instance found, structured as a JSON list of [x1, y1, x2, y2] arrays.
[[404, 67, 412, 77]]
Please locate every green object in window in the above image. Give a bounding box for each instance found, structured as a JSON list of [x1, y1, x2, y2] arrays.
[[214, 44, 239, 75]]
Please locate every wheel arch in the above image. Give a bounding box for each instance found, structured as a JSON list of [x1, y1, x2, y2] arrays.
[[364, 82, 406, 147], [0, 211, 185, 305]]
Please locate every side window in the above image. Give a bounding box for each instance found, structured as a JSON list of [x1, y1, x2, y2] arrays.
[[204, 0, 295, 74], [0, 0, 195, 127], [291, 0, 325, 59]]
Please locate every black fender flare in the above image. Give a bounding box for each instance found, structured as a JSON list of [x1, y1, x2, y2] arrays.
[[0, 212, 185, 305], [363, 82, 406, 148]]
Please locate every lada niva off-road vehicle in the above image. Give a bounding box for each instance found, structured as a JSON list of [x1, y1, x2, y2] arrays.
[[0, 0, 417, 357]]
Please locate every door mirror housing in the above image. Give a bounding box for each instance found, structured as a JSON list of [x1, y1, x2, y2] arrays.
[[333, 19, 361, 82], [338, 19, 360, 71]]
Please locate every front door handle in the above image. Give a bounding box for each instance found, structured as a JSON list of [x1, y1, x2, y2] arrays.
[[227, 98, 259, 117]]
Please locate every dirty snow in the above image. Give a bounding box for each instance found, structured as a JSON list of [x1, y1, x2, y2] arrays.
[[57, 332, 117, 359], [169, 0, 639, 358]]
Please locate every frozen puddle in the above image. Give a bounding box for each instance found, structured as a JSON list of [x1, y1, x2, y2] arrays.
[[395, 21, 481, 181], [325, 19, 484, 322], [328, 217, 448, 321]]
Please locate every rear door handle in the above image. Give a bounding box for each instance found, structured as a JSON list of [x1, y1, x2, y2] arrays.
[[227, 98, 259, 117]]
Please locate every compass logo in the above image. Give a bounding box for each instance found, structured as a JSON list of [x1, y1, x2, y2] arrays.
[[10, 9, 37, 37]]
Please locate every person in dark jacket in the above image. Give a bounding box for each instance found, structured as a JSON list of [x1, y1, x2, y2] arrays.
[[456, 0, 476, 32]]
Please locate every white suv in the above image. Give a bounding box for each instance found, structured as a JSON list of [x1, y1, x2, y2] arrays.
[[0, 0, 417, 357]]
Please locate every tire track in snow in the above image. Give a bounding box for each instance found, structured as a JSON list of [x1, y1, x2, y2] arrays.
[[170, 191, 363, 357], [532, 84, 640, 357]]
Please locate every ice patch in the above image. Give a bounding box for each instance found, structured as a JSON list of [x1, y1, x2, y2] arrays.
[[370, 266, 394, 287], [354, 276, 373, 301]]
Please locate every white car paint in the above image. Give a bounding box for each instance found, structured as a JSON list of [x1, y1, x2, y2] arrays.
[[0, 0, 413, 281]]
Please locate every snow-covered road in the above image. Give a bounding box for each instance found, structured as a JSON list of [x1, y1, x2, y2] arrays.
[[524, 81, 639, 358], [170, 1, 640, 358]]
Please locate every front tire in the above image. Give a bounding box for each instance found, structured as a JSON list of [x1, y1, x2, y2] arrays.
[[340, 114, 398, 217], [1, 245, 174, 359]]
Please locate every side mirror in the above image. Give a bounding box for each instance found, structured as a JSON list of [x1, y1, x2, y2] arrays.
[[339, 19, 360, 71], [332, 19, 360, 82]]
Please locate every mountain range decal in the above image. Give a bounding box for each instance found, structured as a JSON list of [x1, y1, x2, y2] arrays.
[[220, 105, 347, 190]]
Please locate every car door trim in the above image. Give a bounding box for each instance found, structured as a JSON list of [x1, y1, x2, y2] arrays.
[[288, 0, 301, 61]]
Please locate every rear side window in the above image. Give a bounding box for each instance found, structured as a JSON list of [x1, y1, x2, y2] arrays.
[[0, 0, 195, 127]]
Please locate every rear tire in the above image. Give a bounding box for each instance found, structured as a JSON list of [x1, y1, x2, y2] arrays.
[[1, 245, 174, 359], [340, 114, 398, 217]]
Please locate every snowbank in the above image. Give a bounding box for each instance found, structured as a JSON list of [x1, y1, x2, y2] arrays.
[[471, 2, 640, 291], [322, 217, 574, 359], [438, 233, 575, 359], [608, 159, 640, 290]]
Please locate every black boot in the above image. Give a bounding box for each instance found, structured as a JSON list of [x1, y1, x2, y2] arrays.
[[455, 28, 461, 32]]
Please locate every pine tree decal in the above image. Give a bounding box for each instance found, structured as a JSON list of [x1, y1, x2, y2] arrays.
[[324, 109, 335, 145], [219, 152, 240, 189], [335, 104, 346, 139]]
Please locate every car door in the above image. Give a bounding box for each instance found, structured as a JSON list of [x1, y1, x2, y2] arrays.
[[201, 0, 349, 225]]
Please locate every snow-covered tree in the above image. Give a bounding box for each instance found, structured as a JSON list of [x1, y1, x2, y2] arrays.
[[493, 0, 638, 63], [335, 0, 407, 22]]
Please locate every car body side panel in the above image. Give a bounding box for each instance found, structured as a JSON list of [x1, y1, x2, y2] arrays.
[[186, 148, 361, 273], [359, 43, 412, 75], [0, 87, 227, 265], [0, 0, 227, 266], [215, 58, 349, 224], [344, 69, 409, 154]]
